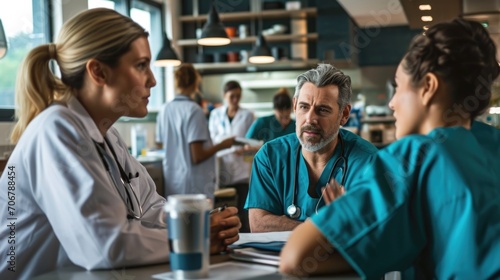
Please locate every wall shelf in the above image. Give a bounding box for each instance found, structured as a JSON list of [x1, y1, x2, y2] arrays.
[[177, 33, 318, 46], [177, 3, 318, 73], [180, 7, 317, 22], [192, 59, 319, 74], [194, 58, 318, 70]]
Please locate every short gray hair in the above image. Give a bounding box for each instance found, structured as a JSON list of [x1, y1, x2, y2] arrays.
[[294, 63, 352, 111]]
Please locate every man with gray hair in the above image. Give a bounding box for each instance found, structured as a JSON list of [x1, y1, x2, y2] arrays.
[[244, 63, 377, 232]]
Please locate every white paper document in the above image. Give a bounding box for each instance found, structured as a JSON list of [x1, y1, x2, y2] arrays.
[[234, 231, 292, 246], [234, 137, 263, 147], [228, 231, 292, 266]]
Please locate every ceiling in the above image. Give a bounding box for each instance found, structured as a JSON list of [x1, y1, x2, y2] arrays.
[[336, 0, 500, 83], [337, 0, 462, 29]]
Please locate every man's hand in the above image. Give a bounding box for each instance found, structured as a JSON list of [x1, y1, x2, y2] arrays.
[[209, 206, 241, 254], [322, 179, 345, 205]]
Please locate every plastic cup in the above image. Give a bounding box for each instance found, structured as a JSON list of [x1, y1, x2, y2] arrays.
[[164, 194, 211, 279]]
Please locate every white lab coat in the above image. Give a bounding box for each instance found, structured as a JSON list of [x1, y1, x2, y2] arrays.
[[208, 105, 254, 186], [0, 97, 169, 280]]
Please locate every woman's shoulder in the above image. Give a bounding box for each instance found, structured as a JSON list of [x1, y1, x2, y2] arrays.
[[31, 103, 82, 130], [384, 127, 471, 157], [211, 106, 226, 114], [239, 107, 253, 114], [15, 104, 89, 151]]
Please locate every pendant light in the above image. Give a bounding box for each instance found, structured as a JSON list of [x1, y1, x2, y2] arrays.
[[249, 33, 275, 64], [0, 19, 7, 59], [197, 1, 230, 46], [155, 33, 181, 67]]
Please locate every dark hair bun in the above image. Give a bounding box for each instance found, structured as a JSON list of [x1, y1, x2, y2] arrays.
[[175, 63, 199, 91], [403, 18, 499, 119]]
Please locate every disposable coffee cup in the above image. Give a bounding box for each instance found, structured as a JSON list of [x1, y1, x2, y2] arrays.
[[164, 194, 211, 279]]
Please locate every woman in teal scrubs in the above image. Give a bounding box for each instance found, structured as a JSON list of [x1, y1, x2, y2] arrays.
[[279, 18, 500, 279], [246, 88, 296, 143]]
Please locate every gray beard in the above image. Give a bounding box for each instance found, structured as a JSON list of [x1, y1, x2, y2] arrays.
[[298, 130, 338, 152]]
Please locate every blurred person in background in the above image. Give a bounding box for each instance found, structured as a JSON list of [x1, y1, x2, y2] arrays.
[[246, 87, 296, 143], [208, 80, 255, 232], [156, 63, 235, 199]]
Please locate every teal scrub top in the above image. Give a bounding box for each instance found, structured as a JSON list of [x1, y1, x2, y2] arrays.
[[311, 126, 500, 280], [245, 115, 296, 143], [244, 129, 377, 221], [471, 120, 500, 175]]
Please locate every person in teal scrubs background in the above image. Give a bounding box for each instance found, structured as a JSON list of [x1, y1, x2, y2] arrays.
[[245, 64, 377, 232], [246, 88, 296, 143], [279, 18, 500, 279]]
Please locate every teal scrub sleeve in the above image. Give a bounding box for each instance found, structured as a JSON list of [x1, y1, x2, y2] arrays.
[[311, 144, 428, 279], [245, 118, 265, 140], [244, 147, 284, 213], [245, 119, 258, 139]]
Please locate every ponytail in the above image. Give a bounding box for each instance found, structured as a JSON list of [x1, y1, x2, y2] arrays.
[[10, 43, 69, 143]]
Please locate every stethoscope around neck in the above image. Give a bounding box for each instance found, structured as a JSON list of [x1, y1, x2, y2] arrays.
[[93, 138, 143, 220], [286, 134, 348, 219]]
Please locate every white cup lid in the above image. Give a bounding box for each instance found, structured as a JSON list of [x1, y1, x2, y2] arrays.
[[164, 194, 211, 213]]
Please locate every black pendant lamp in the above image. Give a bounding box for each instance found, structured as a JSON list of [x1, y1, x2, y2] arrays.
[[155, 33, 181, 67], [248, 33, 275, 64], [0, 19, 7, 59], [197, 1, 230, 46]]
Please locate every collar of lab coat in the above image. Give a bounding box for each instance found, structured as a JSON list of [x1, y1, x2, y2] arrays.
[[66, 96, 105, 143]]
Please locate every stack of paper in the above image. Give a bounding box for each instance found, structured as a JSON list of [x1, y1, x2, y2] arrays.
[[229, 231, 291, 266], [234, 137, 263, 147], [230, 247, 281, 266]]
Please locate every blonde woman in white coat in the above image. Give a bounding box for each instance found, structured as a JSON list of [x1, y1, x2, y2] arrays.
[[0, 9, 240, 280], [208, 81, 254, 232]]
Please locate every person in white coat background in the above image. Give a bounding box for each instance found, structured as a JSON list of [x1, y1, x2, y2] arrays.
[[208, 81, 254, 232], [0, 8, 240, 280], [156, 63, 235, 199]]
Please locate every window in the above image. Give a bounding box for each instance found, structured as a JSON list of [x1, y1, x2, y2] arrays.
[[0, 0, 164, 122], [0, 0, 51, 120], [88, 0, 129, 15]]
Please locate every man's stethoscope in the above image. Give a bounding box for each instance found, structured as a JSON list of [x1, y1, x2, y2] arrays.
[[93, 138, 142, 220], [287, 134, 348, 219]]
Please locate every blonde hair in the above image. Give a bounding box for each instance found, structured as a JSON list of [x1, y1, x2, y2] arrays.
[[11, 8, 148, 143], [174, 63, 201, 94]]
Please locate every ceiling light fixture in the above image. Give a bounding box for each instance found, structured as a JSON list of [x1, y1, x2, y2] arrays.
[[155, 33, 181, 67], [419, 5, 432, 11], [197, 1, 230, 46], [421, 16, 433, 22], [249, 33, 275, 64]]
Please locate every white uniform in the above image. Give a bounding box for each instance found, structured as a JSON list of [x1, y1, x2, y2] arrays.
[[0, 97, 169, 280], [208, 106, 254, 186], [156, 95, 216, 198]]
